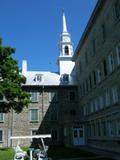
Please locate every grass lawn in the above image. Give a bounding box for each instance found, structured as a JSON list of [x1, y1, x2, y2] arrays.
[[0, 148, 14, 160], [0, 147, 28, 160]]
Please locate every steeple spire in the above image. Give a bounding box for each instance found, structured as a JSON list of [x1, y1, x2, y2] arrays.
[[63, 12, 68, 32]]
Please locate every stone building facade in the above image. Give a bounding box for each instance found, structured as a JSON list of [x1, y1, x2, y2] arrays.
[[73, 0, 120, 153]]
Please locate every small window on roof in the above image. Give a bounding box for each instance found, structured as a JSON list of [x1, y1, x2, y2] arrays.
[[33, 74, 42, 82], [62, 74, 69, 83]]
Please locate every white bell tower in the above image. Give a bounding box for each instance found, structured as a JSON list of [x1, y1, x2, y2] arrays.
[[58, 12, 74, 76]]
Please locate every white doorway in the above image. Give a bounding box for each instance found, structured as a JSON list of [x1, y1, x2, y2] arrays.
[[73, 125, 85, 146]]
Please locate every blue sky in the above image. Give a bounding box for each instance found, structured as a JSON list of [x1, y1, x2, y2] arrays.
[[0, 0, 97, 72]]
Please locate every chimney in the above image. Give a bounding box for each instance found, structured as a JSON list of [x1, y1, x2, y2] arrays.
[[22, 60, 27, 75]]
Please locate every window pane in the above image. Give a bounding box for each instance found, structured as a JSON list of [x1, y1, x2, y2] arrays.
[[49, 92, 58, 102], [111, 87, 118, 104], [103, 59, 108, 76], [69, 91, 76, 101], [0, 113, 4, 122], [30, 109, 39, 121], [32, 130, 37, 135], [105, 89, 110, 107], [114, 0, 120, 19], [96, 68, 101, 83], [117, 120, 120, 136], [0, 131, 3, 142], [101, 23, 106, 42], [116, 45, 120, 65], [50, 106, 58, 121], [31, 92, 39, 102], [63, 74, 69, 83], [108, 53, 114, 73], [33, 74, 42, 82], [79, 130, 83, 137], [52, 130, 58, 140], [92, 39, 96, 55]]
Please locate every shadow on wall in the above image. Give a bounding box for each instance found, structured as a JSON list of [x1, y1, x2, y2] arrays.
[[29, 87, 64, 149]]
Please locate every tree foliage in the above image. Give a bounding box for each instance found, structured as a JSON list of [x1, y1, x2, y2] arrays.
[[0, 39, 30, 113]]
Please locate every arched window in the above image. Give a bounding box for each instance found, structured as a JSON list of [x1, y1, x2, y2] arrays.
[[65, 46, 69, 55]]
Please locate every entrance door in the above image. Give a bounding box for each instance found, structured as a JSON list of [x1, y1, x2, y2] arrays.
[[73, 125, 85, 146]]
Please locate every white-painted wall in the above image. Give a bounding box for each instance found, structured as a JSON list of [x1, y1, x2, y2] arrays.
[[59, 60, 75, 75]]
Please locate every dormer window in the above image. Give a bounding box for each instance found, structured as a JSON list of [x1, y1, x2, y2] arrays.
[[33, 74, 42, 82], [65, 46, 69, 55], [61, 74, 69, 83]]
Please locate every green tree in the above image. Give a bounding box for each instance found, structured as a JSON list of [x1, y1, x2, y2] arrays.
[[0, 39, 30, 113]]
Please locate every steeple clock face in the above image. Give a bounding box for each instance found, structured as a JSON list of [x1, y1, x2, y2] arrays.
[[63, 37, 69, 42]]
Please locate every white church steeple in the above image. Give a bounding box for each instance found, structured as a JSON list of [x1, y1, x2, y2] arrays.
[[58, 12, 74, 76], [63, 12, 68, 33]]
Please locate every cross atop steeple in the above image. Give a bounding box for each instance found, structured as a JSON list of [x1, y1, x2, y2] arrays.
[[62, 12, 68, 33]]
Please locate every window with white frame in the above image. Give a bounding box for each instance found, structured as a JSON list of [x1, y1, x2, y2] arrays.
[[64, 128, 67, 137], [89, 74, 92, 89], [116, 120, 120, 136], [31, 129, 38, 135], [79, 86, 82, 98], [87, 124, 91, 137], [82, 83, 85, 96], [101, 22, 106, 42], [116, 44, 120, 65], [114, 0, 120, 20], [83, 105, 87, 116], [85, 51, 88, 65], [93, 71, 96, 85], [99, 95, 104, 109], [107, 121, 115, 136], [49, 91, 58, 102], [101, 121, 106, 136], [90, 101, 94, 113], [79, 61, 82, 73], [91, 39, 96, 55], [69, 91, 76, 102], [33, 74, 42, 82], [30, 109, 39, 122], [103, 59, 108, 76], [96, 68, 101, 83], [105, 89, 110, 107], [91, 123, 95, 136], [50, 106, 58, 121], [62, 74, 69, 83], [31, 92, 39, 102], [0, 130, 3, 142], [111, 86, 118, 104], [94, 98, 99, 112], [108, 53, 114, 73], [86, 103, 90, 115], [51, 129, 58, 141], [85, 80, 89, 92], [30, 129, 38, 142], [96, 121, 101, 136], [0, 113, 4, 122]]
